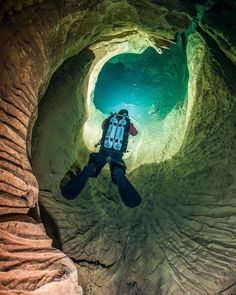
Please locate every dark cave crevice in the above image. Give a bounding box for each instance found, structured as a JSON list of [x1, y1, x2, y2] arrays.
[[197, 27, 236, 93], [70, 257, 115, 269], [39, 190, 63, 250]]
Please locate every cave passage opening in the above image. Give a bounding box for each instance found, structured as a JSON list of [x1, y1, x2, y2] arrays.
[[84, 39, 189, 168], [93, 46, 188, 124]]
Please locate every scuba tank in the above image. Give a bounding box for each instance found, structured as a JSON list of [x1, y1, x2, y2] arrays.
[[102, 113, 130, 153], [104, 115, 118, 149], [113, 115, 127, 151]]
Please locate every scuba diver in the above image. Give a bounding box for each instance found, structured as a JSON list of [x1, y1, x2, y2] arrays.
[[61, 109, 142, 208]]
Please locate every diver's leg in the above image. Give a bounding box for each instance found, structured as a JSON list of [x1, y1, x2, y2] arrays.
[[111, 164, 141, 208], [110, 157, 126, 183], [88, 152, 107, 178], [61, 153, 107, 200], [61, 162, 96, 199]]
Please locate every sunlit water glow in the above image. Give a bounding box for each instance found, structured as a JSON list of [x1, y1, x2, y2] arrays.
[[94, 46, 188, 125]]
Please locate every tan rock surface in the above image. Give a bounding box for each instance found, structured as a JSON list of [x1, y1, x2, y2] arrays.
[[0, 215, 82, 295], [0, 0, 235, 294]]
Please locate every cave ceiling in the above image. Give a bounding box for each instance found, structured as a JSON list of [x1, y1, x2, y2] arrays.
[[0, 1, 236, 295]]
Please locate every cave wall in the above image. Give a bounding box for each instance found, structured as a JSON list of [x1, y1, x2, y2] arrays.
[[32, 29, 236, 295], [31, 48, 94, 195], [130, 30, 236, 294], [0, 0, 236, 295], [0, 0, 193, 216]]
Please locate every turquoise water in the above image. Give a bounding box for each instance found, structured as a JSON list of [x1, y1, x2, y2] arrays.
[[93, 41, 189, 124]]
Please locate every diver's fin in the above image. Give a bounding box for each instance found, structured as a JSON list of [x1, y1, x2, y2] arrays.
[[114, 168, 141, 208], [61, 164, 95, 200]]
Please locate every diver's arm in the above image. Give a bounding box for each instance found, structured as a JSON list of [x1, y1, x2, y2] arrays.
[[102, 119, 108, 129], [129, 123, 138, 136]]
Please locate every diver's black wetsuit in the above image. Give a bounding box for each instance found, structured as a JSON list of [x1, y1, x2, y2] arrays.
[[61, 110, 141, 207]]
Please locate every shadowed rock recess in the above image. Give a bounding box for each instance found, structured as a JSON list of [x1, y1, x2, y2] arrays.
[[0, 1, 236, 295]]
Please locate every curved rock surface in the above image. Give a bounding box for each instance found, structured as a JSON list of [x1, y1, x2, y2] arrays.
[[0, 0, 236, 294], [0, 214, 82, 295]]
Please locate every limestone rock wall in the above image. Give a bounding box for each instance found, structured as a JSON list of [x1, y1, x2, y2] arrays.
[[131, 31, 236, 294], [0, 0, 235, 295], [0, 214, 82, 295], [31, 48, 94, 195], [33, 30, 236, 295], [0, 0, 194, 216], [0, 1, 88, 293]]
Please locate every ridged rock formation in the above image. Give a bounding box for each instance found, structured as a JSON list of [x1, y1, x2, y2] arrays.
[[0, 214, 81, 295], [0, 0, 236, 295]]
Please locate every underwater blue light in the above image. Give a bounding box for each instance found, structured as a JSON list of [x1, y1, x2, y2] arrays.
[[93, 45, 189, 124]]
